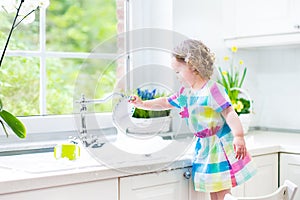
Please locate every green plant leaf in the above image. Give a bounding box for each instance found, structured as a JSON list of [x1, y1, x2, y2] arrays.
[[218, 67, 230, 91], [0, 110, 26, 138], [0, 120, 9, 137], [238, 68, 247, 88], [0, 99, 2, 111], [234, 70, 239, 87], [226, 70, 232, 87]]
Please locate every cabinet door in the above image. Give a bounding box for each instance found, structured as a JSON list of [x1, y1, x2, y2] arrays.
[[223, 0, 300, 38], [236, 0, 299, 36], [231, 154, 278, 197], [120, 168, 189, 200], [0, 178, 118, 200], [280, 153, 300, 200]]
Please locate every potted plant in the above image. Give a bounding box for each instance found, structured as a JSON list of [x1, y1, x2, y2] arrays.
[[128, 88, 172, 134], [0, 0, 49, 138], [217, 46, 252, 133]]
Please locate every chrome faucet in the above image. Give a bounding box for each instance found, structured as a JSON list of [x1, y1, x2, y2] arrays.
[[76, 92, 126, 148]]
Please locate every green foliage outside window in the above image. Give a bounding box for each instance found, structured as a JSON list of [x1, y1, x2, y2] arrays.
[[46, 0, 117, 52], [0, 0, 118, 116]]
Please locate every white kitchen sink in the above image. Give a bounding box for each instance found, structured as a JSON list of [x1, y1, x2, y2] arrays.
[[0, 148, 101, 174]]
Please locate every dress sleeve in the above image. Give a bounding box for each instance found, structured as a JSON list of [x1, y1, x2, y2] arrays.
[[210, 82, 232, 113], [167, 87, 186, 109]]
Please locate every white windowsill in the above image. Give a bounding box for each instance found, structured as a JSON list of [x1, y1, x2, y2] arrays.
[[0, 113, 116, 152]]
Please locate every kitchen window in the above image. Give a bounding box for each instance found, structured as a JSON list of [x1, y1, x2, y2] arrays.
[[0, 0, 126, 117]]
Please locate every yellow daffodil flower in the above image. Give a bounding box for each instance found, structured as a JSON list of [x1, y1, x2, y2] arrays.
[[223, 56, 230, 61], [239, 60, 244, 65], [233, 101, 244, 112], [231, 46, 238, 53], [222, 71, 228, 76]]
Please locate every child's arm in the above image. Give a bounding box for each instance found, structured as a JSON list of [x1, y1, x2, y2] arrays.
[[129, 96, 174, 110], [221, 106, 247, 160]]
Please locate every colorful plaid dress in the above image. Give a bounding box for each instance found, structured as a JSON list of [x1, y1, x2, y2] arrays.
[[168, 80, 257, 192]]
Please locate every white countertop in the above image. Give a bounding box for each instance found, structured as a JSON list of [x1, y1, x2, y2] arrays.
[[0, 130, 300, 195], [245, 130, 300, 156]]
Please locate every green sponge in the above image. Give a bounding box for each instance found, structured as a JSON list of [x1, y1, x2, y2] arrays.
[[54, 143, 80, 160]]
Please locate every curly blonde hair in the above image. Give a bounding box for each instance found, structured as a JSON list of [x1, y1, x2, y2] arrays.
[[173, 39, 215, 79]]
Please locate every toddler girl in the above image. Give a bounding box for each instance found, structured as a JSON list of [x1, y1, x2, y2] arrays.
[[129, 39, 256, 200]]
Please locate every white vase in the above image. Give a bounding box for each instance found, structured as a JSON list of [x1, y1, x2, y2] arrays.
[[239, 113, 252, 134], [127, 116, 172, 134]]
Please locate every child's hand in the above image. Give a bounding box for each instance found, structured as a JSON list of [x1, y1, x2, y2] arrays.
[[128, 95, 143, 108], [233, 136, 247, 160]]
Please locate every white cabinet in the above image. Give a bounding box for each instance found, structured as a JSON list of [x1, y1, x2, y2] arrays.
[[0, 178, 118, 200], [120, 168, 208, 200], [222, 0, 300, 47], [120, 154, 278, 200], [280, 153, 300, 200], [231, 153, 278, 197], [120, 168, 189, 200]]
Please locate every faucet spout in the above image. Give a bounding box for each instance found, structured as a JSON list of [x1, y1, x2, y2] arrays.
[[76, 92, 126, 105], [76, 92, 127, 147]]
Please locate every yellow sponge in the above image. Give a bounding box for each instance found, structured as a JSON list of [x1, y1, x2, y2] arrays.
[[54, 143, 80, 160]]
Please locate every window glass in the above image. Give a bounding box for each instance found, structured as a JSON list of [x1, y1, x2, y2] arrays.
[[46, 58, 117, 114], [93, 59, 118, 113], [72, 58, 117, 113], [46, 58, 82, 114], [0, 57, 40, 116], [46, 0, 117, 52], [0, 10, 39, 50]]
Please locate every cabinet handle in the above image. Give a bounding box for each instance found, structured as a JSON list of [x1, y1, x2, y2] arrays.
[[294, 25, 300, 29], [183, 171, 191, 179]]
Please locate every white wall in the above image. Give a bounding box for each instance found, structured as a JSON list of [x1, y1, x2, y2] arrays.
[[173, 0, 224, 51], [129, 0, 175, 90], [246, 47, 300, 129]]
